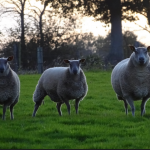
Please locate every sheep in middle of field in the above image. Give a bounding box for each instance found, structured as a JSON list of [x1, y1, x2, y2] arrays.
[[111, 46, 150, 116], [32, 59, 88, 117]]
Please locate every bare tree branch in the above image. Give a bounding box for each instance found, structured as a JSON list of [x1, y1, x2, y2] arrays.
[[4, 0, 21, 12], [134, 21, 150, 33], [28, 1, 42, 14], [0, 10, 19, 17]]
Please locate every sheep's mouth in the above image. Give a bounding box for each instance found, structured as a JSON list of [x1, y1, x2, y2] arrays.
[[73, 70, 78, 75], [139, 61, 145, 65]]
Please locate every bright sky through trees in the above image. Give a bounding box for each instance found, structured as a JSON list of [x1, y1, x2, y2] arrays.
[[0, 0, 150, 46]]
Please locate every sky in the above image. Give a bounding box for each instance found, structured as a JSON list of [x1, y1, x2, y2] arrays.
[[0, 1, 150, 46], [81, 14, 150, 46]]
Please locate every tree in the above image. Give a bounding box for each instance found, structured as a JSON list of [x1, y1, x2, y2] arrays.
[[41, 0, 147, 65], [29, 0, 50, 47], [25, 12, 83, 68], [0, 0, 29, 68]]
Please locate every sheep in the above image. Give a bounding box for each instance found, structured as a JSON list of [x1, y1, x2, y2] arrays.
[[111, 46, 150, 116], [0, 56, 20, 120], [32, 59, 88, 117]]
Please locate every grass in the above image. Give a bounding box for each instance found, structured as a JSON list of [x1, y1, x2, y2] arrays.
[[0, 71, 150, 149]]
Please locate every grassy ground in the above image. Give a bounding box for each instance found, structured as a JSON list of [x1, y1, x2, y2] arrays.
[[0, 71, 150, 149]]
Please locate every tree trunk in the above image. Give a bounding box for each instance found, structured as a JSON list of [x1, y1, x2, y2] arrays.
[[20, 1, 26, 69], [39, 5, 46, 48], [105, 0, 123, 66], [39, 15, 44, 47]]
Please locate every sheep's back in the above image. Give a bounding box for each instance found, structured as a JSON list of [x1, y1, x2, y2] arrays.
[[37, 67, 67, 102], [41, 67, 67, 90], [38, 67, 87, 101]]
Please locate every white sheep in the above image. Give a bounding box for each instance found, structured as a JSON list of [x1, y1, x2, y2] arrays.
[[111, 46, 150, 116], [32, 59, 88, 116], [0, 56, 20, 120]]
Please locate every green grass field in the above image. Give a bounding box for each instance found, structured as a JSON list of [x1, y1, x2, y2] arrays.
[[0, 71, 150, 149]]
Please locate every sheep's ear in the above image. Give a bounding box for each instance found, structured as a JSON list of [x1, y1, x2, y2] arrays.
[[64, 59, 70, 64], [7, 56, 13, 61], [147, 46, 150, 52], [129, 46, 136, 52], [79, 59, 85, 63]]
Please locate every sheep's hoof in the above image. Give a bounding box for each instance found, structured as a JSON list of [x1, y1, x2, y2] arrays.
[[58, 113, 62, 116], [32, 114, 36, 117]]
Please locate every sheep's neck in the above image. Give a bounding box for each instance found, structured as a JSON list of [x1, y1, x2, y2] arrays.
[[70, 74, 81, 81], [127, 60, 150, 81], [0, 70, 12, 87], [66, 69, 81, 81]]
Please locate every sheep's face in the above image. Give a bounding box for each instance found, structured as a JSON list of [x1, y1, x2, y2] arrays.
[[64, 59, 85, 75], [129, 46, 150, 66], [0, 56, 13, 75]]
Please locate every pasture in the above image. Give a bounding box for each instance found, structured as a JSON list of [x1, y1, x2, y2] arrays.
[[0, 71, 150, 149]]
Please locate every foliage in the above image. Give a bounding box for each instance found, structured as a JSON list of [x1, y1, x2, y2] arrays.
[[49, 0, 147, 24], [83, 54, 111, 71], [1, 0, 150, 67], [123, 31, 145, 58], [1, 0, 150, 68], [1, 72, 150, 149], [44, 0, 149, 65], [0, 30, 146, 71]]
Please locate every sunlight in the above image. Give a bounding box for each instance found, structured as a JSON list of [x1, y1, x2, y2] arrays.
[[122, 13, 150, 46], [0, 0, 150, 46], [81, 17, 110, 37], [81, 14, 150, 46]]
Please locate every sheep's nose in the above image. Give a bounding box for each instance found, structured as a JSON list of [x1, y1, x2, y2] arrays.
[[0, 68, 4, 73], [139, 57, 144, 64], [73, 69, 78, 75]]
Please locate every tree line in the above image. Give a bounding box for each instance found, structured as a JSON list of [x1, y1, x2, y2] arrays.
[[0, 0, 150, 70], [1, 30, 145, 71]]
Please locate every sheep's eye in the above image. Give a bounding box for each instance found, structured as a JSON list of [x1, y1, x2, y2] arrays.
[[134, 50, 138, 54]]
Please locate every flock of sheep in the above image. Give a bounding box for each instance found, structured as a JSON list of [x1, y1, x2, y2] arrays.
[[0, 45, 150, 120]]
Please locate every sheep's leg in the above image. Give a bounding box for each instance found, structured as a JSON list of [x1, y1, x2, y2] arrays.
[[123, 100, 128, 115], [56, 102, 63, 116], [32, 103, 40, 117], [64, 101, 71, 115], [117, 95, 128, 115], [32, 99, 45, 117], [10, 97, 19, 120], [32, 90, 46, 117], [141, 97, 149, 116], [126, 98, 135, 116], [2, 104, 7, 120], [75, 98, 82, 114], [59, 96, 71, 115]]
